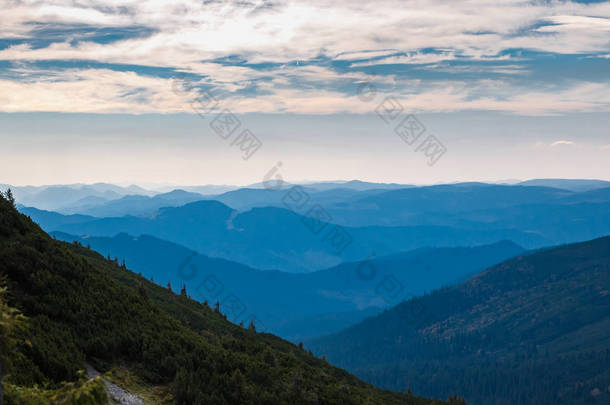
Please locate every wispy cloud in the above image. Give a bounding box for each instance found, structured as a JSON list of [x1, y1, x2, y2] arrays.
[[0, 0, 609, 114], [550, 140, 575, 147], [335, 50, 400, 61], [350, 51, 457, 66], [2, 65, 609, 115]]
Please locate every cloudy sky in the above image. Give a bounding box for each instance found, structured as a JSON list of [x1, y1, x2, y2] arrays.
[[1, 0, 609, 186]]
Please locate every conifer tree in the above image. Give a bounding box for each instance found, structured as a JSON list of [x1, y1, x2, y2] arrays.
[[4, 189, 15, 207]]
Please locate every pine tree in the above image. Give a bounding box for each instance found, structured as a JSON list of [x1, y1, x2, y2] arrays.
[[4, 189, 15, 207], [248, 320, 256, 332], [137, 280, 148, 300], [447, 393, 466, 405], [405, 387, 415, 400], [167, 281, 172, 292], [180, 284, 187, 296]]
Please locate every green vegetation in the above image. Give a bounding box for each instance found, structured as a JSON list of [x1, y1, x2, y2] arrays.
[[1, 272, 26, 405], [4, 371, 107, 405], [0, 192, 450, 404], [1, 231, 108, 405], [2, 275, 108, 405]]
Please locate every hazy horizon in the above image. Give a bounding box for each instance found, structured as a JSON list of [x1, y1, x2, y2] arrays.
[[2, 111, 609, 187], [4, 176, 610, 190]]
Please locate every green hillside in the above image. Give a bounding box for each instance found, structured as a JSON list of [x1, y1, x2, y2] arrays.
[[311, 236, 610, 405], [0, 193, 454, 404]]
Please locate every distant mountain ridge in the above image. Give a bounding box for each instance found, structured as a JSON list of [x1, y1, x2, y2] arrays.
[[2, 182, 155, 211], [50, 230, 525, 341], [6, 179, 610, 221], [59, 189, 207, 217], [13, 181, 610, 272], [518, 178, 610, 191], [23, 200, 545, 272]]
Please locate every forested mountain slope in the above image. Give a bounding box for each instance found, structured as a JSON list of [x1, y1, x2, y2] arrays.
[[0, 194, 454, 405], [311, 237, 610, 405]]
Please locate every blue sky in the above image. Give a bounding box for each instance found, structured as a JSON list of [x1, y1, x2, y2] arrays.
[[1, 0, 609, 185]]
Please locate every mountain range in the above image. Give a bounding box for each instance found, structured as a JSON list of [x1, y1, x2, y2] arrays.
[[59, 189, 208, 217], [50, 231, 525, 341], [23, 199, 543, 273], [19, 181, 610, 272], [6, 178, 610, 215], [0, 192, 454, 405]]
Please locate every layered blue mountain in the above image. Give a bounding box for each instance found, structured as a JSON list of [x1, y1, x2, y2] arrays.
[[7, 179, 610, 218], [517, 178, 610, 191], [321, 184, 590, 226], [309, 236, 610, 405], [214, 184, 610, 234], [23, 199, 543, 272], [243, 180, 410, 192], [51, 231, 524, 341], [185, 184, 610, 253], [213, 185, 411, 211], [3, 182, 154, 211], [60, 189, 207, 217], [19, 181, 610, 272], [304, 180, 412, 191]]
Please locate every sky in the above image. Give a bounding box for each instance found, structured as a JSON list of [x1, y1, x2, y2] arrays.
[[1, 0, 609, 186]]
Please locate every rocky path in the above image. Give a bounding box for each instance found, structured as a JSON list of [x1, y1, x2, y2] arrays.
[[86, 365, 144, 405]]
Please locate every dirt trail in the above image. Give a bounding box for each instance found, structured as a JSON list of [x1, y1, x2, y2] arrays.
[[86, 366, 144, 405]]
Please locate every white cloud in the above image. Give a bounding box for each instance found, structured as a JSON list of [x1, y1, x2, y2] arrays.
[[536, 15, 610, 33], [0, 0, 609, 113], [550, 140, 574, 147], [1, 66, 609, 115], [350, 51, 457, 66], [2, 0, 610, 65], [0, 68, 186, 114], [334, 50, 400, 61]]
